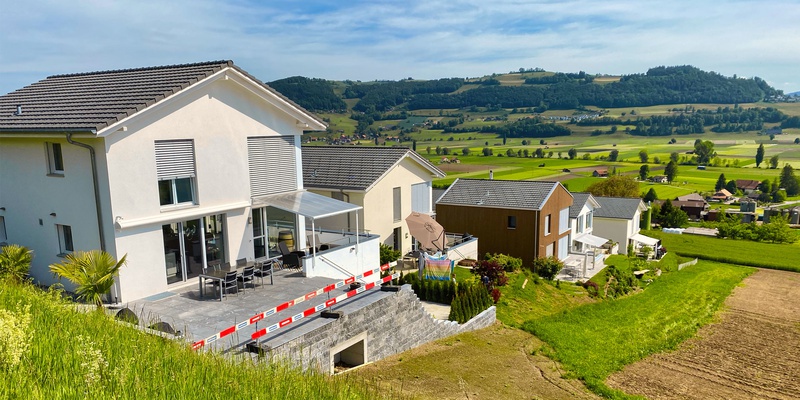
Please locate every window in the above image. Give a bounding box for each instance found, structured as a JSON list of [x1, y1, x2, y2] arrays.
[[544, 214, 551, 235], [46, 142, 64, 175], [57, 224, 73, 255], [393, 187, 401, 222], [155, 140, 196, 207], [559, 207, 569, 233], [586, 211, 593, 229], [576, 215, 584, 233], [507, 215, 517, 229]]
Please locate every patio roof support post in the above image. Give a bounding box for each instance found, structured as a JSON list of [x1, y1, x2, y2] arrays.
[[355, 211, 360, 272], [311, 218, 316, 271]]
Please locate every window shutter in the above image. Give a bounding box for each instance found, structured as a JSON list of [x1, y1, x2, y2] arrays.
[[411, 182, 431, 213], [248, 136, 298, 196], [155, 140, 195, 180]]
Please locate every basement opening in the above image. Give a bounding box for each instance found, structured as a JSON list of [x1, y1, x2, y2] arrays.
[[330, 331, 367, 374]]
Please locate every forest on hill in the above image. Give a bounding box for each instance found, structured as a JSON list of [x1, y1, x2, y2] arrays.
[[270, 65, 780, 114]]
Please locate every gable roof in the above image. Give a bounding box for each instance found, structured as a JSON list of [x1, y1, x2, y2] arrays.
[[437, 179, 570, 210], [0, 60, 325, 134], [593, 196, 646, 220], [301, 146, 445, 191], [677, 193, 705, 202], [735, 179, 760, 190], [568, 192, 600, 218]]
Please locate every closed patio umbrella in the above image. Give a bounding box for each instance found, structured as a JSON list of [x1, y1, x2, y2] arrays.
[[405, 212, 446, 252]]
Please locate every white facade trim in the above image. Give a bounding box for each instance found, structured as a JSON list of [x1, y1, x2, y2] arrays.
[[115, 201, 250, 229]]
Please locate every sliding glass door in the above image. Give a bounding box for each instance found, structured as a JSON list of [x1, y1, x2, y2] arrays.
[[163, 214, 226, 284]]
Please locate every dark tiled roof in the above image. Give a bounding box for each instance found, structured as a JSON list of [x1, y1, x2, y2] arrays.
[[0, 60, 323, 133], [593, 196, 645, 219], [437, 179, 565, 210], [568, 192, 593, 218], [301, 146, 444, 191], [735, 179, 760, 190]]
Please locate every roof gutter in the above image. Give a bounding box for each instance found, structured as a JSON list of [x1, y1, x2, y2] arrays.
[[65, 132, 106, 252]]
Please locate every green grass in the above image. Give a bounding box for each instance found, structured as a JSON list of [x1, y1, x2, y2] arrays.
[[523, 260, 753, 398], [647, 230, 800, 272], [495, 270, 592, 327], [0, 282, 395, 400]]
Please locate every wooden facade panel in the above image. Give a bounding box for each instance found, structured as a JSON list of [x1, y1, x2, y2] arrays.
[[537, 184, 573, 260]]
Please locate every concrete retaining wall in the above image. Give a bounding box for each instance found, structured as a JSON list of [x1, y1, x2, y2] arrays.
[[263, 284, 495, 373]]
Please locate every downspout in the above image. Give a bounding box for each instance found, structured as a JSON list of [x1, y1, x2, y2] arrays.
[[65, 133, 106, 252]]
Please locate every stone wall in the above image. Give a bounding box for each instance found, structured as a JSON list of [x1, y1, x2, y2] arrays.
[[263, 284, 496, 373]]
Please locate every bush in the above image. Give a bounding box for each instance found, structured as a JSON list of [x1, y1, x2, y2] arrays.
[[484, 253, 523, 272], [379, 244, 401, 265], [0, 244, 33, 284], [448, 282, 493, 323], [582, 280, 600, 297], [471, 260, 508, 289], [530, 256, 563, 280]]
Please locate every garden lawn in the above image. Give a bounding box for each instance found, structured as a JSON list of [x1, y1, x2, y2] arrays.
[[647, 230, 800, 272], [523, 260, 753, 399], [495, 271, 594, 327]]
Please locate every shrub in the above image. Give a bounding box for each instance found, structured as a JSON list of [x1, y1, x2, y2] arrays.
[[471, 260, 508, 289], [530, 256, 563, 280], [49, 251, 127, 309], [484, 253, 523, 272], [0, 244, 33, 284], [379, 244, 402, 265], [449, 282, 493, 323], [582, 280, 600, 297]]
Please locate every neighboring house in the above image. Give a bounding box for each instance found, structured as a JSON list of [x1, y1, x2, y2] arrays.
[[568, 192, 609, 254], [592, 197, 656, 254], [593, 169, 608, 177], [0, 61, 375, 302], [651, 175, 668, 183], [677, 193, 705, 202], [655, 200, 709, 221], [435, 179, 573, 266], [711, 189, 734, 202], [301, 146, 445, 255], [735, 179, 760, 194]]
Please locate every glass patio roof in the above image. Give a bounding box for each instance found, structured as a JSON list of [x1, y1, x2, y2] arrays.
[[252, 190, 361, 220]]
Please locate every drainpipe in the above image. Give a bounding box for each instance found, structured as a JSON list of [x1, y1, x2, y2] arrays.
[[65, 133, 106, 252]]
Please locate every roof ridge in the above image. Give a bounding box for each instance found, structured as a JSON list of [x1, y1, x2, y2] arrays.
[[47, 60, 232, 79]]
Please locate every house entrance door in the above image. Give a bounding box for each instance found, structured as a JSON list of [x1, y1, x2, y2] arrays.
[[163, 214, 225, 284]]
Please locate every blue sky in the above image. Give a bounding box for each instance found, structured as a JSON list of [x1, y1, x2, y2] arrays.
[[2, 0, 800, 95]]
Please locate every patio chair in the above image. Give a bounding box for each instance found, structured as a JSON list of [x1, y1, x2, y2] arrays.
[[221, 271, 239, 298], [254, 260, 274, 286], [237, 266, 255, 292], [278, 241, 304, 271], [203, 260, 223, 295]]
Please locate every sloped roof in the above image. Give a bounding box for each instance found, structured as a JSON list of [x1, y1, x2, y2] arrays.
[[568, 192, 598, 218], [301, 146, 444, 191], [735, 179, 760, 190], [593, 196, 646, 219], [677, 193, 705, 202], [437, 179, 568, 210], [0, 60, 324, 133]]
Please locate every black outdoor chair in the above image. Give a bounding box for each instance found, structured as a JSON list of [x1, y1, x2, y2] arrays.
[[221, 271, 239, 298], [238, 266, 255, 292], [203, 260, 223, 295], [254, 260, 274, 286], [278, 241, 305, 271]]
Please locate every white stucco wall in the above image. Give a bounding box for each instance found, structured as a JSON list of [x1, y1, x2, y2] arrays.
[[591, 217, 631, 255]]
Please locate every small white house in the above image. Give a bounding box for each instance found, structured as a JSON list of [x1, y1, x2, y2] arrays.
[[591, 197, 656, 254], [568, 192, 609, 254], [0, 61, 376, 302], [302, 146, 445, 255]]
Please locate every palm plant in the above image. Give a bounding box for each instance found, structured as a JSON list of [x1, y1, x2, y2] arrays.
[[0, 244, 34, 283], [50, 250, 127, 309]]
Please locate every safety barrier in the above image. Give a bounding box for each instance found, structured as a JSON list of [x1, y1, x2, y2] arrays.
[[191, 263, 392, 350], [251, 272, 399, 341]]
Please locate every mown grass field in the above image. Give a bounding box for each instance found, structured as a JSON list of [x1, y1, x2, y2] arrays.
[[646, 230, 800, 272], [0, 282, 394, 400], [523, 260, 754, 398]]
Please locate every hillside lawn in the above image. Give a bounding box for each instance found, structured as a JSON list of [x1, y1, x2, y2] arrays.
[[524, 260, 754, 398], [0, 282, 392, 400]]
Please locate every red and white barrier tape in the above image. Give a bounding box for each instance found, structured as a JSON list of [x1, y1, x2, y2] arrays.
[[191, 263, 392, 350], [250, 272, 399, 341]]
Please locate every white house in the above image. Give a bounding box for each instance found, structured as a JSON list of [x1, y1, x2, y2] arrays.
[[591, 197, 657, 254], [301, 146, 445, 255], [568, 192, 609, 255], [0, 61, 376, 302]]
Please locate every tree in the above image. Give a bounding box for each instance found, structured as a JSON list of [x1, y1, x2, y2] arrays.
[[670, 152, 679, 162], [715, 173, 727, 192], [662, 208, 689, 228], [426, 146, 431, 155], [586, 175, 640, 198], [664, 160, 678, 183], [534, 148, 544, 158], [769, 155, 780, 169], [795, 137, 800, 144], [694, 140, 716, 165], [639, 164, 649, 180], [462, 147, 470, 156], [0, 244, 33, 283], [568, 148, 577, 159], [643, 187, 658, 202], [725, 180, 738, 194], [759, 178, 773, 194], [660, 199, 675, 219], [779, 164, 800, 196], [757, 215, 796, 243], [638, 149, 648, 163], [609, 149, 619, 162], [50, 250, 127, 309], [755, 143, 765, 167]]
